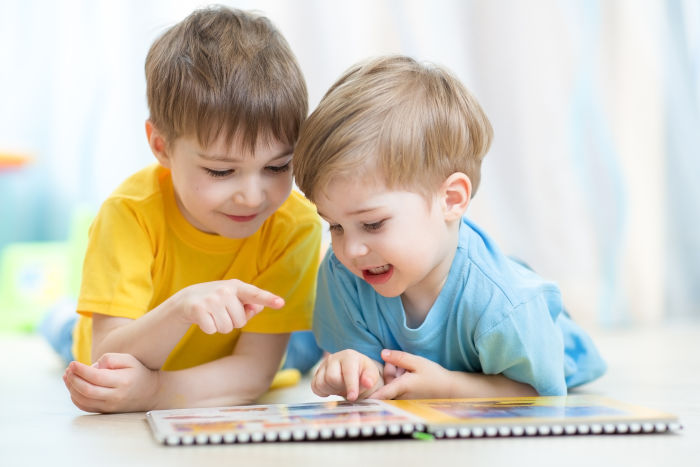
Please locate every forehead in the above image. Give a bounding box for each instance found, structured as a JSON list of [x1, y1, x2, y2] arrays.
[[177, 132, 292, 160], [318, 173, 384, 202], [315, 176, 428, 219]]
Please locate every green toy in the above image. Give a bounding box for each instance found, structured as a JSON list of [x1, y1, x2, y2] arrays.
[[0, 206, 92, 333]]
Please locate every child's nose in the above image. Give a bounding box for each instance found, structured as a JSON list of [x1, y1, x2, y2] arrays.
[[233, 176, 263, 207], [342, 235, 369, 259]]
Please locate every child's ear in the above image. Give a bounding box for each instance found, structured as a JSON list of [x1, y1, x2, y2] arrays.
[[440, 172, 472, 222], [145, 120, 170, 168]]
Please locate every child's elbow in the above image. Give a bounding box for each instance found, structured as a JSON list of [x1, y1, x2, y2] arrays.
[[238, 371, 282, 404]]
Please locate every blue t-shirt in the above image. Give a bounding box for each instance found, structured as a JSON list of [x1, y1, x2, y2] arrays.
[[313, 217, 606, 396]]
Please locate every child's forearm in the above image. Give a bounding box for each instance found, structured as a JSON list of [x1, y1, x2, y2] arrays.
[[446, 371, 538, 398], [151, 332, 288, 409], [370, 350, 538, 400], [91, 294, 194, 369], [153, 356, 268, 408], [91, 280, 283, 369], [65, 332, 288, 413]]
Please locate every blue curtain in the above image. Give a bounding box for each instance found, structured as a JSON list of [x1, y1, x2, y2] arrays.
[[665, 0, 700, 318]]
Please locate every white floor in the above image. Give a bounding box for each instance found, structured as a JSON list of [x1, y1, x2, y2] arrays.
[[1, 322, 699, 467]]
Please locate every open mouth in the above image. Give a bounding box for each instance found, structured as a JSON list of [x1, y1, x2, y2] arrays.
[[362, 264, 393, 285]]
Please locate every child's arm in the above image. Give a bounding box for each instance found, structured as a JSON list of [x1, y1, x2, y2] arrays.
[[90, 279, 284, 370], [368, 349, 537, 400], [63, 332, 288, 413], [311, 349, 384, 401]]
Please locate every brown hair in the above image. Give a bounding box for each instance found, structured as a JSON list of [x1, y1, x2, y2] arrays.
[[145, 5, 307, 151], [294, 55, 492, 201]]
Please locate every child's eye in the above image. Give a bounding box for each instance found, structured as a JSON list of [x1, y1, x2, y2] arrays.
[[205, 168, 234, 178], [265, 162, 291, 174], [328, 224, 344, 234], [363, 220, 385, 232]]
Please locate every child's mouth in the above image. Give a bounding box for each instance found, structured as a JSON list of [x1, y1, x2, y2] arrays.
[[226, 214, 257, 223], [362, 264, 393, 285]]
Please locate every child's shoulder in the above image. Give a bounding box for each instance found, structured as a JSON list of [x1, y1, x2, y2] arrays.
[[254, 191, 321, 257], [107, 163, 166, 204], [457, 217, 560, 309], [95, 165, 166, 219], [270, 190, 321, 228]]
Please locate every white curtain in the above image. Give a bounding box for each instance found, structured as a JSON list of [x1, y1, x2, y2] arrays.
[[1, 0, 698, 327]]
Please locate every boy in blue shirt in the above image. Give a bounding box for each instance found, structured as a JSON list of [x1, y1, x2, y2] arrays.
[[293, 55, 606, 401]]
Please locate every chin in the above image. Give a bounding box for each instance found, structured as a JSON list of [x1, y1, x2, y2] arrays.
[[370, 284, 404, 298]]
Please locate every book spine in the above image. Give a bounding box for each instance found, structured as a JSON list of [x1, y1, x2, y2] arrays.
[[161, 422, 422, 445], [428, 421, 682, 439]]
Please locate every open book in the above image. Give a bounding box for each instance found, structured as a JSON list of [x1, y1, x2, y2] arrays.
[[146, 395, 681, 445]]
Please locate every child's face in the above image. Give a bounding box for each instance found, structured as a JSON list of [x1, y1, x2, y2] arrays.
[[315, 177, 456, 304], [165, 133, 293, 238]]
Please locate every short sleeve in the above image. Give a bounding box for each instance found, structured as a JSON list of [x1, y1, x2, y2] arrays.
[[312, 250, 384, 361], [77, 198, 155, 319], [242, 208, 322, 334], [475, 295, 567, 396]]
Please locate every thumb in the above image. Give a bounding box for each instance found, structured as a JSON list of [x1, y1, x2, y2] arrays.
[[383, 362, 399, 384], [368, 379, 401, 400], [380, 349, 418, 372], [94, 352, 138, 370]]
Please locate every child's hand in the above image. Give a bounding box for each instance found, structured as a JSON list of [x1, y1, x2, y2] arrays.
[[63, 353, 160, 413], [311, 349, 383, 401], [176, 279, 284, 334], [369, 349, 453, 400]]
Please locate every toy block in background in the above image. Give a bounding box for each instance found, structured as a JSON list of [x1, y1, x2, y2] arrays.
[[0, 242, 71, 333]]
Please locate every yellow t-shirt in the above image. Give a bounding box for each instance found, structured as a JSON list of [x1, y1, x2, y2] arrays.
[[73, 164, 321, 371]]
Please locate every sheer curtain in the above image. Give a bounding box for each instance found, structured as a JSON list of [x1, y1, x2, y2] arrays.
[[1, 0, 698, 326]]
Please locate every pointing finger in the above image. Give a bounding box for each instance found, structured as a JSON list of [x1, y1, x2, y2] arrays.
[[232, 280, 285, 309], [341, 360, 360, 401]]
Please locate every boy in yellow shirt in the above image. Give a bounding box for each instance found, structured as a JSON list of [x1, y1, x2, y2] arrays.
[[61, 6, 321, 413]]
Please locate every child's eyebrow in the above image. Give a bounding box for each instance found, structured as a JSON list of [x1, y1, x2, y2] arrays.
[[317, 207, 379, 220], [198, 153, 242, 162], [197, 150, 293, 163], [346, 207, 380, 216]]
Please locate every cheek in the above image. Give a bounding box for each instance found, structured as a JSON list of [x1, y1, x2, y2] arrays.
[[190, 180, 229, 209], [329, 234, 343, 256], [175, 174, 201, 203], [193, 181, 217, 199], [386, 224, 431, 262], [329, 236, 354, 269], [270, 175, 293, 200], [182, 170, 206, 195]]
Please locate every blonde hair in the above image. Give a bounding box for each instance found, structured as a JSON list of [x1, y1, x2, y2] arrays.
[[294, 55, 492, 201], [145, 5, 307, 151]]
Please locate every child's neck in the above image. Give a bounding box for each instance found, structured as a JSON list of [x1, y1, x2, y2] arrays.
[[400, 229, 459, 329]]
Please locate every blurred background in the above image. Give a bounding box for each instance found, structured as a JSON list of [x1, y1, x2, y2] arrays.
[[0, 0, 698, 335]]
